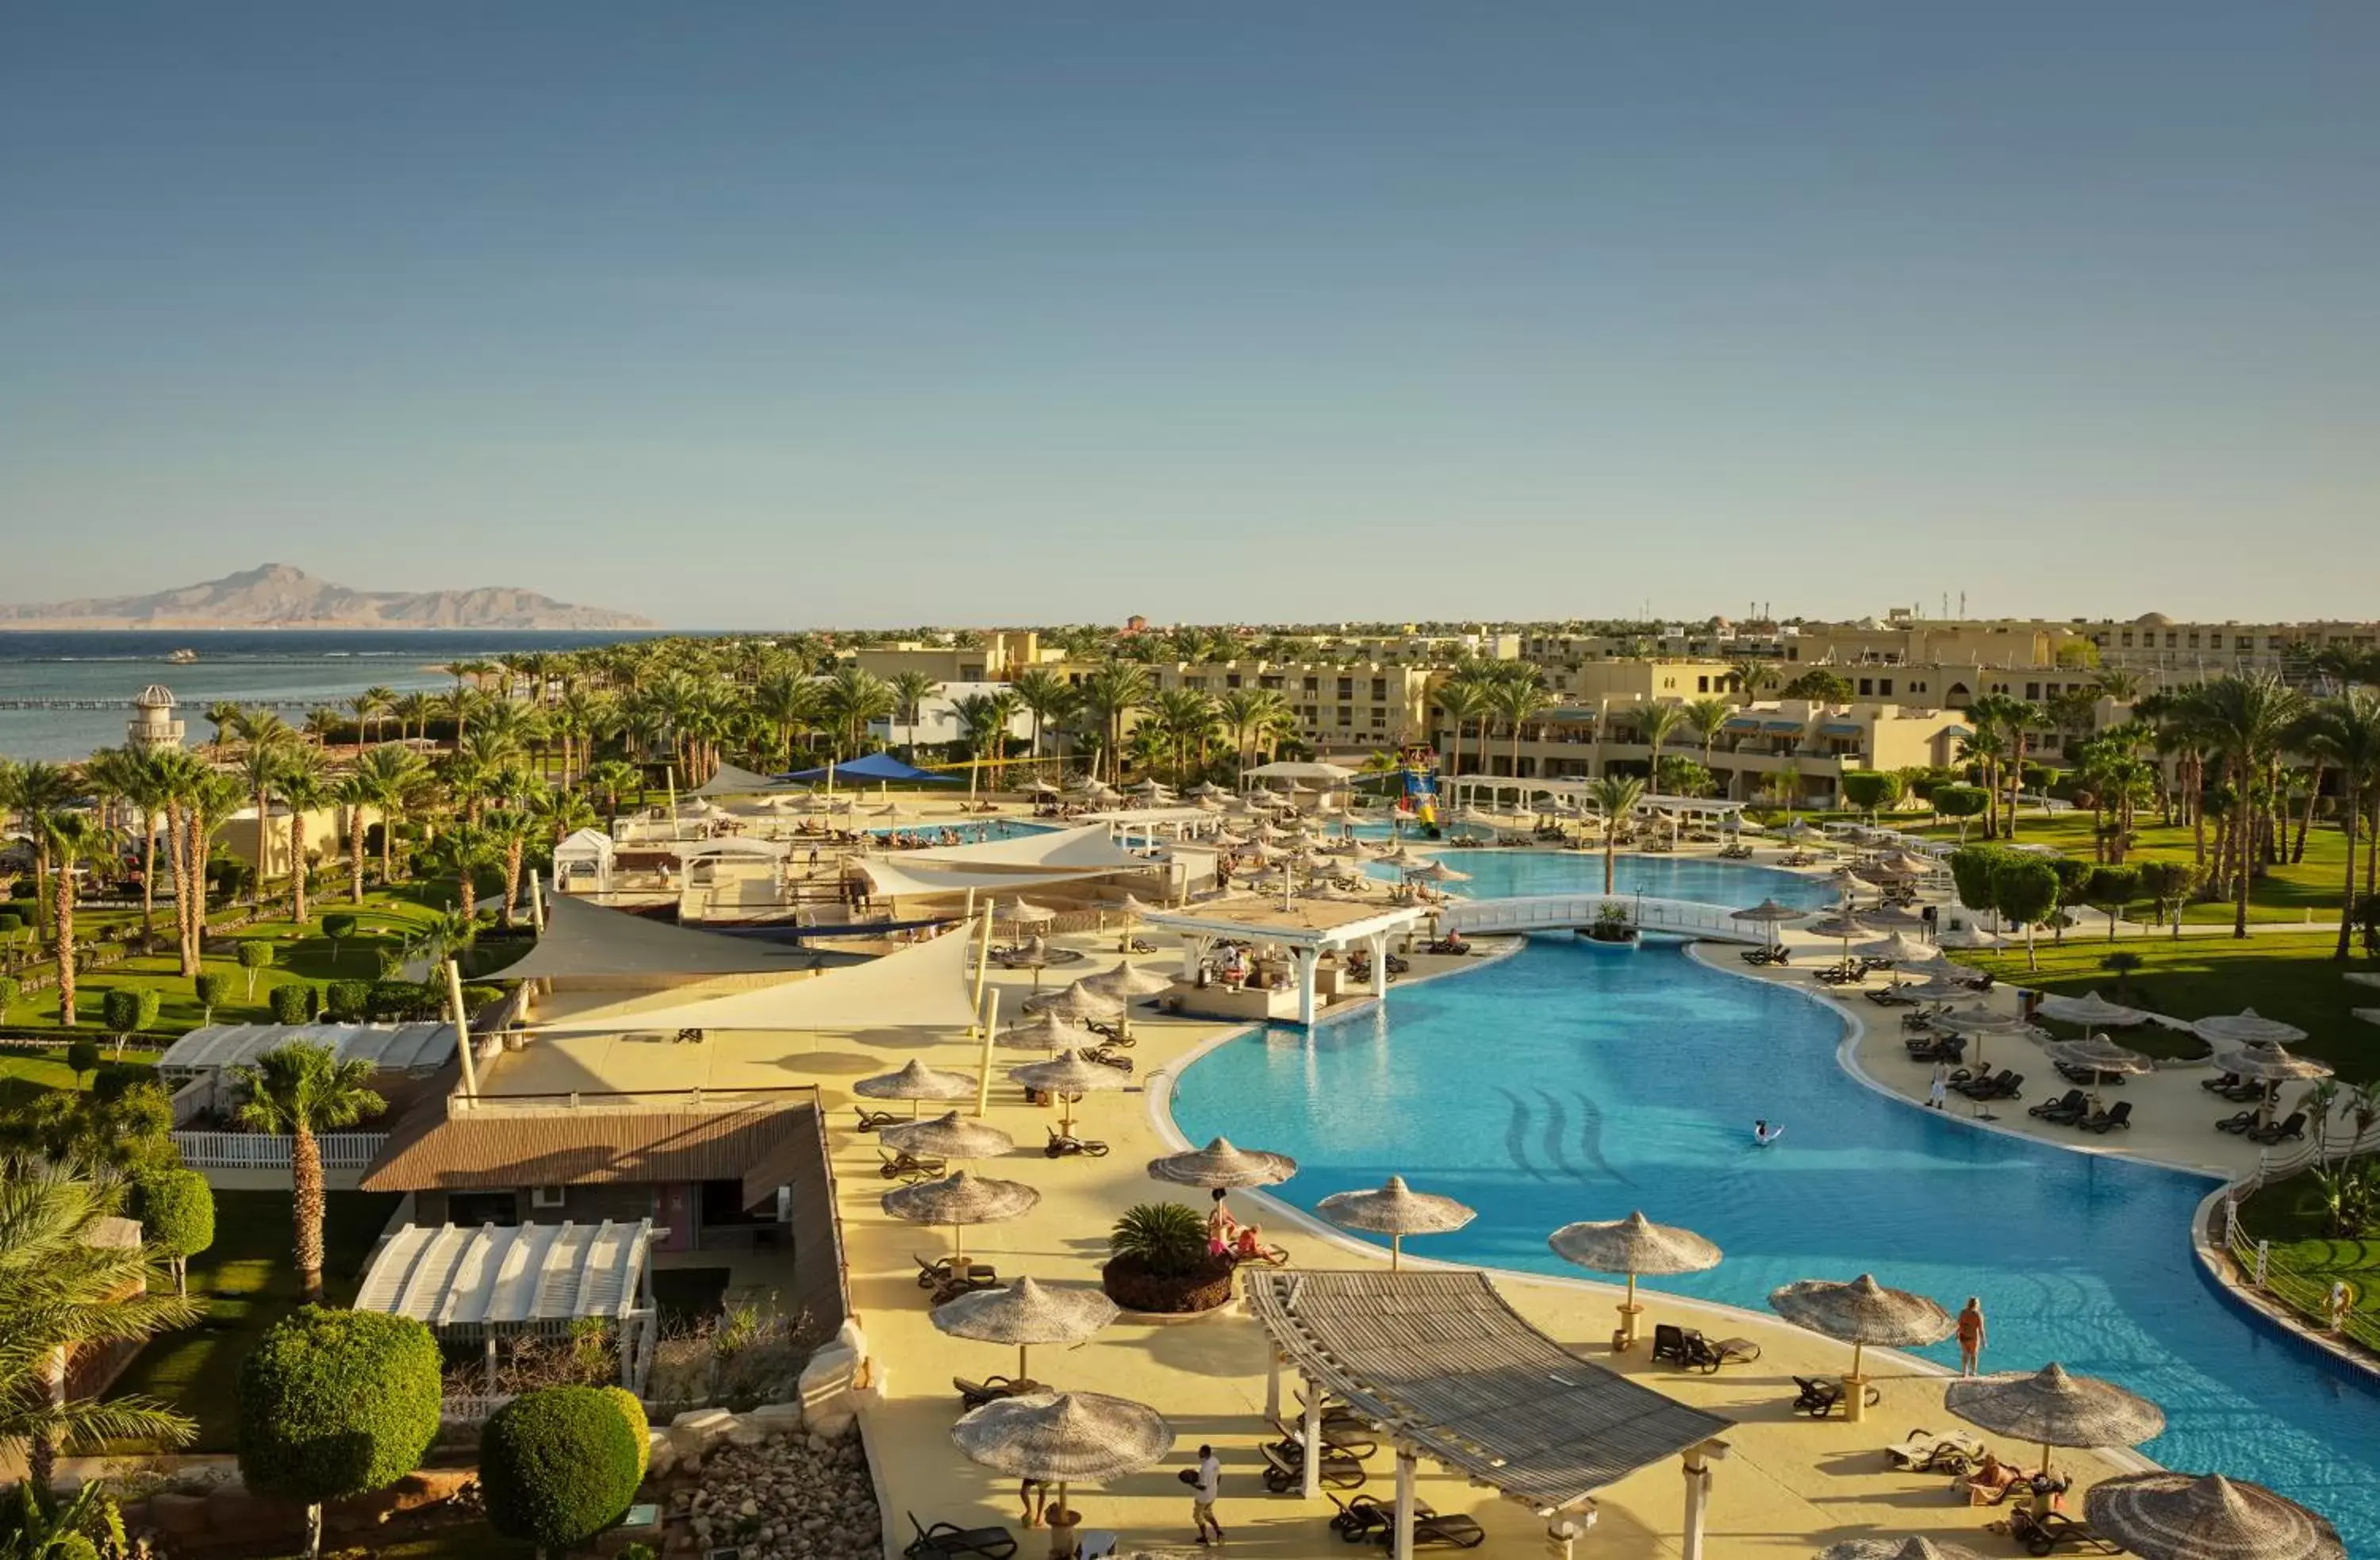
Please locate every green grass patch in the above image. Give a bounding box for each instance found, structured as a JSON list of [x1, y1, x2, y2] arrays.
[[2236, 1176, 2380, 1323], [108, 1189, 404, 1453], [1949, 932, 2380, 1079]]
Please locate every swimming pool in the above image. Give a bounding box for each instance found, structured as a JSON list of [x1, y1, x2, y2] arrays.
[[1170, 860, 2380, 1550], [861, 819, 1052, 844]]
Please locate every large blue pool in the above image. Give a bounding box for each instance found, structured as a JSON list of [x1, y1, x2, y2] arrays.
[[862, 819, 1051, 844], [1171, 854, 2380, 1550]]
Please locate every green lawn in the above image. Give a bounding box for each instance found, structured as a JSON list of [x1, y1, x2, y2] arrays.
[[2235, 1176, 2380, 1326], [108, 1189, 404, 1453], [1850, 809, 2357, 925], [1948, 932, 2380, 1079]]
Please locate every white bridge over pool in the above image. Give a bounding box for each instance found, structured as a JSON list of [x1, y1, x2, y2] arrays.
[[1437, 894, 1779, 943]]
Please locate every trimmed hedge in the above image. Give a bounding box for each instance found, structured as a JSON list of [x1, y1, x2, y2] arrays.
[[601, 1385, 651, 1479], [480, 1386, 645, 1554], [269, 982, 314, 1024], [324, 980, 371, 1023], [236, 1306, 441, 1509]]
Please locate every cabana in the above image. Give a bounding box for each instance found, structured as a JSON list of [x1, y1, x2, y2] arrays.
[[499, 890, 824, 986], [691, 761, 797, 798], [551, 828, 616, 891], [1139, 902, 1430, 1027], [778, 752, 960, 786]]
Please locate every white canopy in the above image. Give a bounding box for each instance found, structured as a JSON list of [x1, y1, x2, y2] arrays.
[[553, 828, 614, 867], [901, 823, 1152, 874], [355, 1220, 654, 1331], [1242, 760, 1357, 784], [158, 1021, 458, 1080], [857, 858, 1115, 897], [673, 836, 790, 860], [528, 924, 981, 1035]]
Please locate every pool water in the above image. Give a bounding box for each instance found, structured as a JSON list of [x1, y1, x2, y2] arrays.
[[1170, 863, 2380, 1550], [861, 819, 1052, 844], [1382, 848, 1841, 912]]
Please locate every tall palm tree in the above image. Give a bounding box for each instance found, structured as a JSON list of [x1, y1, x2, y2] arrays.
[[390, 690, 436, 746], [276, 746, 331, 923], [1010, 669, 1077, 770], [236, 712, 295, 905], [39, 813, 107, 1026], [1728, 660, 1779, 699], [582, 759, 643, 820], [1635, 702, 1686, 786], [82, 746, 165, 938], [482, 807, 540, 929], [352, 743, 430, 886], [1148, 689, 1216, 783], [203, 701, 245, 758], [750, 671, 821, 769], [949, 693, 1005, 777], [819, 667, 896, 759], [0, 1163, 202, 1485], [332, 772, 376, 904], [1491, 677, 1551, 782], [1433, 678, 1493, 783], [2175, 674, 2312, 936], [1587, 774, 1645, 893], [232, 1043, 386, 1301], [982, 690, 1027, 786], [354, 686, 396, 747], [2303, 687, 2380, 960], [1683, 697, 1733, 769], [889, 671, 940, 757], [3, 763, 80, 934], [1079, 663, 1155, 784]]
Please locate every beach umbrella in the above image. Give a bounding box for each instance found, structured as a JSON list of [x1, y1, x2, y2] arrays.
[[1195, 795, 1227, 813], [1027, 779, 1062, 796], [1549, 1211, 1722, 1346], [1002, 897, 1058, 927], [931, 1276, 1120, 1387], [1945, 1362, 2165, 1474], [1817, 1541, 1991, 1560], [1404, 859, 1469, 884], [1856, 861, 1918, 885], [1806, 909, 1875, 974], [2355, 1008, 2380, 1028], [1185, 782, 1226, 798], [854, 1059, 979, 1119], [1729, 898, 1810, 951], [1000, 1010, 1076, 1054], [2212, 1042, 2333, 1128], [1935, 1004, 2027, 1069], [1024, 979, 1125, 1024], [881, 1170, 1042, 1263], [1084, 960, 1175, 1001], [2084, 1474, 2344, 1560], [1898, 975, 1975, 1005], [1316, 1174, 1476, 1271], [1379, 845, 1422, 868], [1768, 1274, 1954, 1385], [1009, 1049, 1127, 1132], [878, 1110, 1017, 1162], [1856, 932, 1926, 969], [2045, 1036, 2154, 1108], [952, 1389, 1173, 1532], [2348, 972, 2380, 989], [1112, 890, 1161, 949], [1147, 1135, 1298, 1190], [2033, 990, 2150, 1028], [2192, 1009, 2309, 1047]]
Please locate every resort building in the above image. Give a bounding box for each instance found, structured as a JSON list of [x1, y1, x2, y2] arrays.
[[848, 631, 1049, 685], [125, 684, 185, 751], [1047, 658, 1439, 755], [2075, 613, 2380, 680], [865, 682, 1037, 750]]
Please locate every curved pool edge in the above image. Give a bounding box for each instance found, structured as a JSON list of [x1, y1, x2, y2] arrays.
[[2188, 1179, 2380, 1391], [1145, 931, 2106, 1432]]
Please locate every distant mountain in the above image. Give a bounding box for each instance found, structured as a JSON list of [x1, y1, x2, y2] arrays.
[[0, 563, 656, 631]]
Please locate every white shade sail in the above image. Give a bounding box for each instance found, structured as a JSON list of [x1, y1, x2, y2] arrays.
[[529, 926, 981, 1035]]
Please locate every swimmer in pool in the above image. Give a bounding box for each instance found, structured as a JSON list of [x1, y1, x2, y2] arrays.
[[1753, 1120, 1784, 1147]]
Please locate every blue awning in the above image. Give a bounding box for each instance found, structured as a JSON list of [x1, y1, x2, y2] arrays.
[[777, 752, 960, 783], [1761, 719, 1806, 732], [1722, 717, 1762, 732], [1820, 722, 1864, 736], [1941, 724, 1975, 739], [1542, 707, 1599, 723]]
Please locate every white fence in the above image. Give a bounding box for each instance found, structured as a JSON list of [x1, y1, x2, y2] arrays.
[[1438, 893, 1771, 943], [170, 1131, 390, 1170]]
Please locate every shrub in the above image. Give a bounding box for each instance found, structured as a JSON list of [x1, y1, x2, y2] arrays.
[[0, 974, 18, 1015], [0, 913, 20, 939], [269, 982, 314, 1025], [324, 980, 371, 1023], [1930, 785, 1989, 836], [193, 972, 230, 1024], [600, 1385, 651, 1479], [321, 913, 358, 960], [237, 1306, 440, 1552], [479, 1386, 644, 1554], [1839, 770, 1902, 819], [460, 982, 503, 1017], [236, 939, 275, 997], [66, 1038, 102, 1080], [136, 1167, 216, 1295], [1108, 1202, 1209, 1278], [367, 979, 436, 1022]]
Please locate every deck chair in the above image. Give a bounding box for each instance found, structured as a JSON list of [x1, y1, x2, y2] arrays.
[[1261, 1440, 1367, 1493], [880, 1147, 948, 1182], [1273, 1412, 1376, 1459], [2029, 1089, 2087, 1120], [1883, 1427, 1987, 1475], [954, 1374, 1036, 1410], [2200, 1071, 2244, 1094], [1793, 1374, 1880, 1418], [2248, 1110, 2306, 1144], [2080, 1101, 2133, 1134], [2215, 1109, 2259, 1134], [905, 1514, 1019, 1560], [853, 1105, 903, 1132], [1678, 1328, 1761, 1371]]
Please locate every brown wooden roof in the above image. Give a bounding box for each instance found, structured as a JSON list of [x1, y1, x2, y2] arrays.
[[362, 1100, 816, 1194]]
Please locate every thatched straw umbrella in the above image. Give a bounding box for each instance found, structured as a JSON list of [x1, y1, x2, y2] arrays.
[[1009, 1049, 1128, 1132], [1083, 959, 1176, 1040], [1768, 1274, 1952, 1422], [1944, 1362, 2163, 1474], [2192, 1009, 2307, 1048], [1002, 897, 1058, 929], [1315, 1175, 1475, 1271], [1935, 1003, 2028, 1070], [881, 1170, 1042, 1264], [1146, 1136, 1297, 1190], [1729, 897, 1809, 952], [931, 1276, 1119, 1388], [1549, 1211, 1722, 1349], [1817, 1540, 1990, 1560], [2085, 1474, 2344, 1560], [2213, 1041, 2333, 1128], [1806, 908, 1875, 974], [2035, 990, 2151, 1028], [854, 1059, 979, 1120], [1000, 1009, 1076, 1055], [952, 1389, 1173, 1537], [2044, 1036, 2152, 1109], [1898, 975, 1975, 1005], [878, 1111, 1017, 1162], [1403, 859, 1469, 884], [1024, 979, 1125, 1024]]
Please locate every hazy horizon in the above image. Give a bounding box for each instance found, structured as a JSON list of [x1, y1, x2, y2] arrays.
[[8, 4, 2375, 627]]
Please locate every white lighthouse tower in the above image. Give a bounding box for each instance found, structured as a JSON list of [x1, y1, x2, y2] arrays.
[[129, 685, 186, 752]]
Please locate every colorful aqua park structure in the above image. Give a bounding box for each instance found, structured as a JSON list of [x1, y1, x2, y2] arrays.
[[1391, 744, 1441, 833]]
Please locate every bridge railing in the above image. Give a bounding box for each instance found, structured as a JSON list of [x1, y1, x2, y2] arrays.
[[1438, 894, 1763, 941]]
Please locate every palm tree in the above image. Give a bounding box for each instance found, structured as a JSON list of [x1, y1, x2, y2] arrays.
[[582, 759, 643, 820], [332, 773, 376, 904], [236, 712, 295, 905], [83, 746, 168, 939], [482, 808, 540, 928], [1728, 661, 1779, 699], [276, 746, 331, 923], [3, 763, 80, 934], [2175, 674, 2312, 936], [390, 690, 436, 746], [1011, 669, 1077, 771], [420, 821, 497, 922], [1079, 663, 1155, 784], [203, 700, 245, 757], [351, 743, 429, 886], [0, 1162, 202, 1485], [354, 686, 396, 747], [1491, 677, 1551, 782], [1587, 774, 1645, 893], [1150, 689, 1218, 783], [1433, 678, 1493, 782], [889, 671, 940, 757], [2302, 687, 2380, 960], [1635, 703, 1686, 786], [232, 1043, 386, 1301], [1683, 697, 1733, 768], [819, 667, 896, 759], [39, 813, 107, 1026], [949, 694, 1005, 778]]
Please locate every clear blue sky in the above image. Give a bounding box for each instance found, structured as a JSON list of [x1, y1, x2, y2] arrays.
[[6, 3, 2374, 628]]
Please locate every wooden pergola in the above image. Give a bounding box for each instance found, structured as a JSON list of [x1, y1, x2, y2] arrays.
[[1242, 1270, 1733, 1560]]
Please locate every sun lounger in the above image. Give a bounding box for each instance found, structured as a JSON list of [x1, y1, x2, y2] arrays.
[[1043, 1125, 1111, 1158], [853, 1105, 903, 1133], [1792, 1374, 1880, 1418], [906, 1515, 1018, 1560], [2200, 1070, 2244, 1093], [954, 1374, 1038, 1409], [881, 1147, 949, 1182], [2079, 1101, 2132, 1134], [2214, 1109, 2259, 1134], [1261, 1439, 1367, 1493], [2248, 1110, 2307, 1144], [2219, 1079, 2267, 1103], [916, 1253, 996, 1293], [1272, 1412, 1376, 1459], [2029, 1089, 2086, 1120], [1883, 1427, 1987, 1475]]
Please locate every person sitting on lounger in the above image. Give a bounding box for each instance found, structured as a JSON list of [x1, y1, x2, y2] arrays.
[[1961, 1452, 2023, 1504], [1207, 1190, 1238, 1258], [1233, 1224, 1276, 1262], [1753, 1120, 1784, 1147]]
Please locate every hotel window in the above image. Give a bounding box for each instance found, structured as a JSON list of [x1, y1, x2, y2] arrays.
[[2166, 633, 2178, 647], [532, 1186, 566, 1209], [1302, 678, 1319, 693], [1338, 705, 1353, 724], [1858, 678, 1873, 697], [1225, 673, 1241, 689], [2025, 682, 2040, 700], [1697, 676, 1710, 692], [1879, 679, 1893, 697]]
